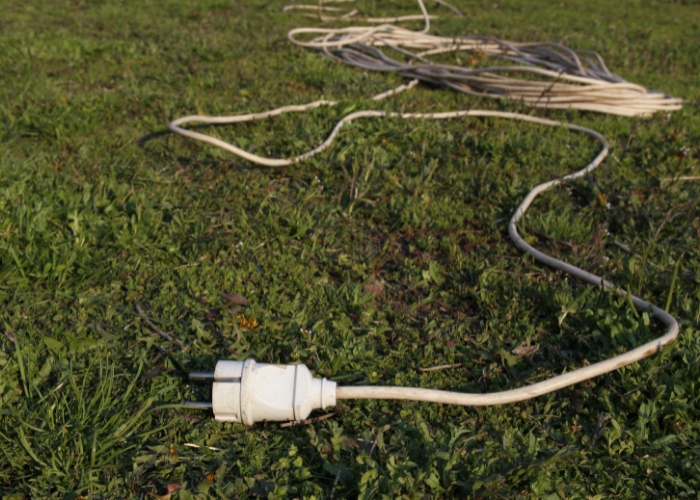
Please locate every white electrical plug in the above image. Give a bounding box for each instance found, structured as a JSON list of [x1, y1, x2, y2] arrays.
[[186, 359, 337, 426]]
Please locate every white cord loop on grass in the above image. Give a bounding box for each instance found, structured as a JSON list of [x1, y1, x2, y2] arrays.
[[286, 0, 682, 116], [169, 101, 679, 406], [168, 0, 680, 407]]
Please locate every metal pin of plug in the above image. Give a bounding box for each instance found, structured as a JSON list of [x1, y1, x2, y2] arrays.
[[185, 373, 215, 410], [183, 401, 213, 410]]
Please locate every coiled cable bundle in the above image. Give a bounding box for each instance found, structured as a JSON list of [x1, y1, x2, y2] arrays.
[[287, 0, 682, 116]]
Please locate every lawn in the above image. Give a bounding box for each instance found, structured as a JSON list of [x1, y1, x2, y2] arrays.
[[1, 0, 699, 498]]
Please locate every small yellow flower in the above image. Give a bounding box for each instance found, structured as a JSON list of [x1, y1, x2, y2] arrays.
[[167, 444, 179, 464], [240, 317, 259, 329], [230, 313, 259, 330], [565, 418, 582, 434], [197, 472, 216, 493]]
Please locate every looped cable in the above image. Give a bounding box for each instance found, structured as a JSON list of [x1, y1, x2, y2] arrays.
[[286, 0, 682, 116], [167, 0, 681, 407]]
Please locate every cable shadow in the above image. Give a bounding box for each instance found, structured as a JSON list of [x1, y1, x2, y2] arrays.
[[138, 123, 232, 148], [137, 126, 283, 176], [137, 122, 325, 175], [138, 128, 170, 148]]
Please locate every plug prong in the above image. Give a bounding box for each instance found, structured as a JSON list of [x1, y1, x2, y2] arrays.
[[183, 402, 213, 410], [189, 372, 215, 381]]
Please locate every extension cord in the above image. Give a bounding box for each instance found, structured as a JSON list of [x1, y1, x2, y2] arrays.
[[176, 104, 679, 424], [173, 1, 680, 425]]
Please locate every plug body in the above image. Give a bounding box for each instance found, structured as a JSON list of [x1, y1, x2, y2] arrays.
[[204, 359, 336, 426]]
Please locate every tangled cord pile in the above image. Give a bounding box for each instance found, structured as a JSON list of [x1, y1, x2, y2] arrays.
[[287, 0, 682, 116], [167, 1, 680, 407]]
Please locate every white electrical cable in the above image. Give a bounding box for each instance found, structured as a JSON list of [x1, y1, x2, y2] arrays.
[[169, 102, 679, 407], [337, 119, 679, 405], [168, 0, 680, 409], [282, 4, 436, 25], [286, 0, 682, 116]]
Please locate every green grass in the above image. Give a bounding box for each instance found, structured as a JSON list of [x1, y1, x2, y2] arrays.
[[1, 0, 700, 498]]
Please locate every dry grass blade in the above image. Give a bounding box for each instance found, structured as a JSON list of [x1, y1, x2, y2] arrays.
[[221, 292, 249, 306], [134, 301, 185, 350], [184, 443, 223, 451], [419, 363, 462, 372], [512, 344, 540, 356], [662, 176, 700, 182], [279, 412, 337, 428]]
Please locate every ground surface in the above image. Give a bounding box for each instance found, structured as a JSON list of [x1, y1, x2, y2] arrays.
[[1, 0, 700, 498]]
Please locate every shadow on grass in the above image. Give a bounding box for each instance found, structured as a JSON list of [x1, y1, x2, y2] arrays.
[[137, 125, 299, 175], [138, 128, 170, 148]]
